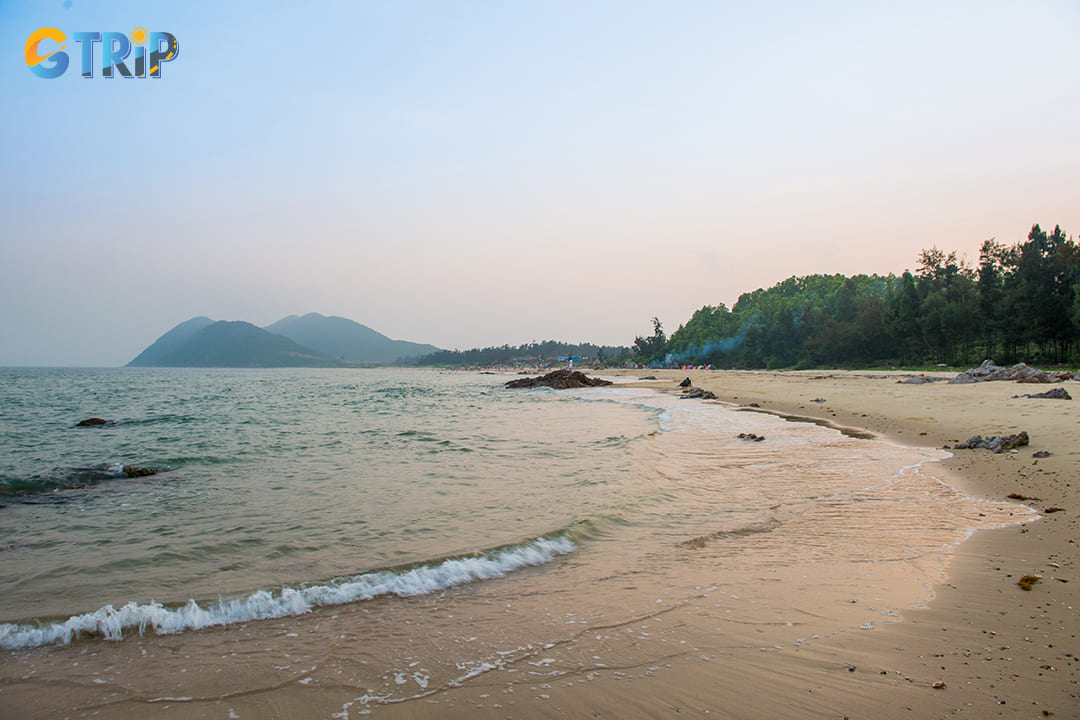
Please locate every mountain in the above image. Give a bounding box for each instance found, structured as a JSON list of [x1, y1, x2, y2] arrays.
[[265, 313, 440, 364], [127, 320, 351, 368], [127, 316, 215, 366]]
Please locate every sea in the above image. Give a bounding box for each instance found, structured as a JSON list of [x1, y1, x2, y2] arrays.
[[0, 368, 1027, 717]]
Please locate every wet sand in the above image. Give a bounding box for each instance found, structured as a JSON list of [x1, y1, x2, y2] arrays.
[[1, 370, 1076, 719]]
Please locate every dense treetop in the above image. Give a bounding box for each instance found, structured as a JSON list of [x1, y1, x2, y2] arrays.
[[657, 224, 1078, 369]]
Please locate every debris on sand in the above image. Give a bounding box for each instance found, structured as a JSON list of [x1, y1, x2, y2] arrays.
[[1017, 574, 1042, 591]]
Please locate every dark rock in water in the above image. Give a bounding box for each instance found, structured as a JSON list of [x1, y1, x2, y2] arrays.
[[681, 387, 717, 400], [505, 369, 613, 390], [1012, 387, 1072, 400], [953, 431, 1030, 453], [76, 418, 108, 427], [1032, 450, 1052, 458], [122, 465, 157, 478], [737, 432, 766, 442], [679, 377, 692, 388]]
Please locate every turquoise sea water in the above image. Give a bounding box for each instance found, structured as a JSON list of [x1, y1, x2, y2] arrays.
[[0, 368, 659, 644]]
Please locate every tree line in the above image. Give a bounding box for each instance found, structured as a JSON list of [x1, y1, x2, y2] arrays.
[[650, 224, 1078, 369], [406, 340, 632, 368]]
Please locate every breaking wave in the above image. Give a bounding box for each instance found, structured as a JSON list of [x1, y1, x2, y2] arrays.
[[0, 533, 576, 650]]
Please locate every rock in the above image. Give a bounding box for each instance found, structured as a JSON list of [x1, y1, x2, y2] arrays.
[[679, 377, 692, 388], [1033, 450, 1052, 458], [898, 375, 937, 384], [505, 369, 613, 390], [681, 387, 717, 400], [122, 465, 157, 478], [1012, 387, 1071, 400], [950, 360, 1075, 385], [737, 432, 766, 442], [811, 398, 826, 403], [641, 376, 658, 380], [953, 431, 1030, 453], [746, 402, 760, 408], [76, 418, 108, 427]]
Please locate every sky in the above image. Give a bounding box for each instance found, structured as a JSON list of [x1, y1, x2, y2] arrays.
[[2, 1, 1078, 366]]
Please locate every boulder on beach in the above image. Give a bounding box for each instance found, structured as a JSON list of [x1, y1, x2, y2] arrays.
[[950, 360, 1075, 385], [76, 418, 108, 427], [1012, 387, 1071, 400], [505, 369, 613, 390], [897, 375, 938, 384], [681, 387, 717, 400], [953, 431, 1030, 453]]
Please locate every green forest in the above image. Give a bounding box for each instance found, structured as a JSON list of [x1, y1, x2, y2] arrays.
[[411, 224, 1077, 370], [648, 224, 1078, 369], [407, 340, 631, 368]]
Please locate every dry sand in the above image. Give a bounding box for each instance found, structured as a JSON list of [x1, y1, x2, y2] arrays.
[[1, 369, 1076, 719]]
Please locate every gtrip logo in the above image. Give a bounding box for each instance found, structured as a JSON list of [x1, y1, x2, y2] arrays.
[[25, 27, 179, 79]]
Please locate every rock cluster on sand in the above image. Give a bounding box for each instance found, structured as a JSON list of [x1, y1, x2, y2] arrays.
[[737, 432, 765, 442], [953, 431, 1030, 453], [505, 369, 613, 389], [1012, 387, 1072, 400], [681, 387, 717, 400], [897, 375, 940, 385], [950, 360, 1076, 384]]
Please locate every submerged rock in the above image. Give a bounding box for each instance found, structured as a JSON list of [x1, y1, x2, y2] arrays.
[[75, 418, 108, 427], [122, 465, 157, 478], [505, 369, 613, 390], [953, 431, 1030, 453]]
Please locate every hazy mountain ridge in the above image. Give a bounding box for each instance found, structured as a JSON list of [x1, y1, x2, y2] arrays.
[[127, 316, 216, 367], [265, 313, 440, 364], [127, 314, 440, 367], [127, 320, 350, 368]]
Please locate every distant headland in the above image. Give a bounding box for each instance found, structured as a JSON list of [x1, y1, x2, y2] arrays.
[[127, 313, 440, 368]]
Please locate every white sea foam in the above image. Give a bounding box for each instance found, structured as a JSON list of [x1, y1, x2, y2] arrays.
[[0, 535, 575, 650]]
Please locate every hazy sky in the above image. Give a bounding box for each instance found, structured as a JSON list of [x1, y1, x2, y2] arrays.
[[2, 1, 1078, 366]]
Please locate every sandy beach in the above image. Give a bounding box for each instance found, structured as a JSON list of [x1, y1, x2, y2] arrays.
[[377, 369, 1079, 719], [585, 368, 1078, 720], [1, 369, 1076, 719]]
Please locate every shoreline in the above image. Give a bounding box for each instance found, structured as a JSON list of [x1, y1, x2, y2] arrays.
[[609, 368, 1079, 718], [1, 369, 1075, 718]]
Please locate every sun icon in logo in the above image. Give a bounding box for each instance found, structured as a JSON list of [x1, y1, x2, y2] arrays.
[[129, 26, 149, 46]]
